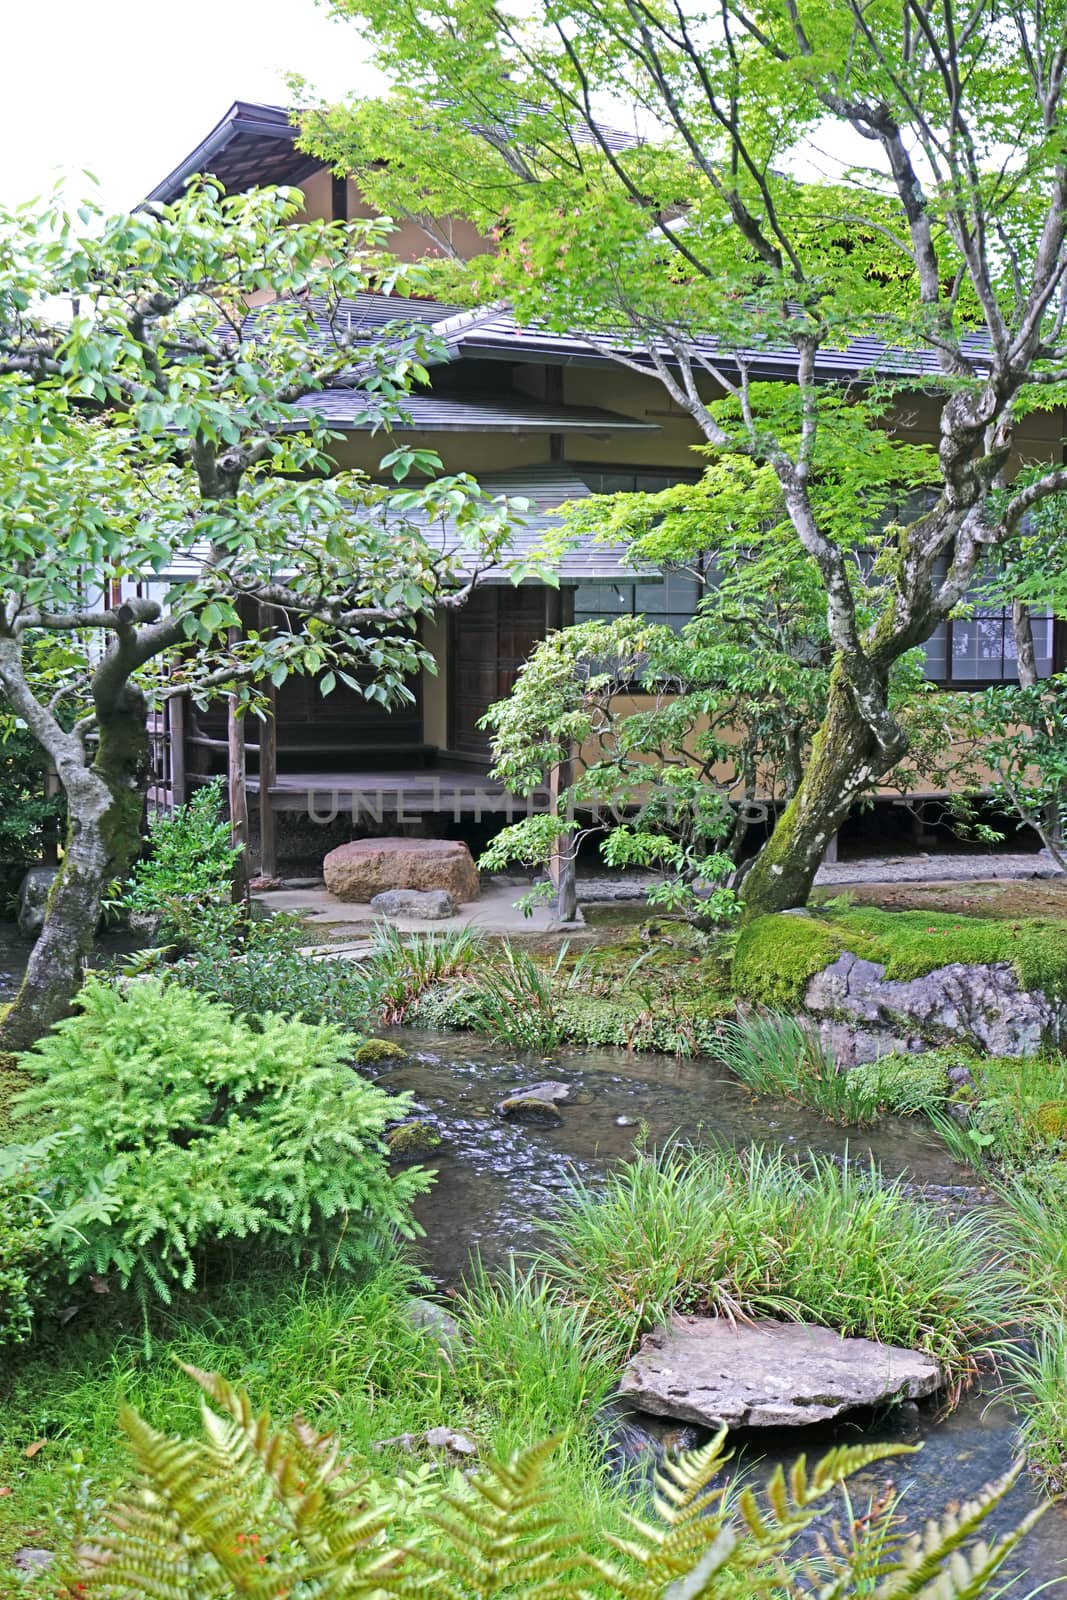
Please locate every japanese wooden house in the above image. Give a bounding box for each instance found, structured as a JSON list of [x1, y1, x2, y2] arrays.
[[143, 102, 1067, 874]]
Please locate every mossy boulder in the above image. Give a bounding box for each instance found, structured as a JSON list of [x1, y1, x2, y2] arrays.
[[355, 1037, 408, 1065], [734, 909, 1067, 1059], [386, 1120, 442, 1157]]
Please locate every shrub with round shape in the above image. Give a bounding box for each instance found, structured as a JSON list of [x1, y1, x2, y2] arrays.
[[11, 978, 432, 1303]]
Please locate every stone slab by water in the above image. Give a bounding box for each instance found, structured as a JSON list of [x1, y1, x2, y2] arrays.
[[620, 1314, 943, 1428]]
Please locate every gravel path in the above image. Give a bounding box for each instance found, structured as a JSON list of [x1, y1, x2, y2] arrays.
[[572, 851, 1064, 901]]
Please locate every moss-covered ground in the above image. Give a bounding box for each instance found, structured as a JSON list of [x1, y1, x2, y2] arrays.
[[732, 904, 1067, 1007]]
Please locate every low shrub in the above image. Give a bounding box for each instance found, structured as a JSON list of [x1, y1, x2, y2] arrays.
[[120, 782, 241, 944], [171, 907, 375, 1030], [539, 1142, 1016, 1374], [0, 1150, 47, 1346], [64, 1365, 1043, 1600], [847, 1049, 955, 1117], [715, 1010, 884, 1126], [10, 977, 431, 1302]]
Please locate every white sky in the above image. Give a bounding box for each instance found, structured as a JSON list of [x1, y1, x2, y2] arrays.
[[0, 0, 380, 210]]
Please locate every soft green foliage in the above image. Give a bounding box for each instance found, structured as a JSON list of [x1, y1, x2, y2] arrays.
[[967, 677, 1067, 871], [1005, 1321, 1067, 1498], [539, 1143, 1014, 1372], [0, 1257, 621, 1559], [65, 1364, 1042, 1599], [120, 782, 240, 943], [732, 908, 1067, 1009], [0, 723, 61, 899], [847, 1051, 955, 1118], [715, 1010, 884, 1126], [299, 0, 1067, 919], [0, 1150, 46, 1346], [10, 978, 430, 1301], [170, 906, 375, 1031]]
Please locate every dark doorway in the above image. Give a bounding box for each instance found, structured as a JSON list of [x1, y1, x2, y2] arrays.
[[450, 586, 547, 761]]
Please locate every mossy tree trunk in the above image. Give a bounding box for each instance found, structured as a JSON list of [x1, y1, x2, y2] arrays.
[[0, 687, 150, 1052], [740, 661, 904, 920]]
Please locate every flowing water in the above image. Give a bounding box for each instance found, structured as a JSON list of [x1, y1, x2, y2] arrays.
[[4, 922, 1067, 1588], [370, 1030, 1067, 1591]]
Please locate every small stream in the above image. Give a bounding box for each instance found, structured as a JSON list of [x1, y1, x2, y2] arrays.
[[371, 1030, 1067, 1591], [3, 921, 1067, 1588]]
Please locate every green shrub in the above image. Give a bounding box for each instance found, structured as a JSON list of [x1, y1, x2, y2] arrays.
[[715, 1010, 884, 1125], [64, 1365, 1043, 1599], [121, 783, 241, 943], [0, 723, 62, 902], [847, 1049, 955, 1116], [0, 1151, 47, 1346], [539, 1142, 1015, 1373], [11, 978, 431, 1302], [172, 908, 375, 1030]]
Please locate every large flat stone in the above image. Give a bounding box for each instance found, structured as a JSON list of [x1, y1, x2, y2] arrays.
[[620, 1316, 944, 1429], [323, 838, 480, 903]]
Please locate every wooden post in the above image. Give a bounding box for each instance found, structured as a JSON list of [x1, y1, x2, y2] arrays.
[[167, 694, 186, 809], [227, 624, 250, 902], [548, 751, 578, 924], [257, 682, 278, 880]]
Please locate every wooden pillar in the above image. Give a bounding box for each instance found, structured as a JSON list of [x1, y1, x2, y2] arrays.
[[257, 682, 278, 880], [167, 694, 187, 809], [227, 625, 250, 901]]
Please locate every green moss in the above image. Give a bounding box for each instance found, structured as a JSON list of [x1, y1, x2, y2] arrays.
[[836, 908, 1067, 997], [386, 1120, 442, 1157], [732, 907, 1067, 1008], [355, 1038, 408, 1065], [731, 914, 858, 1007]]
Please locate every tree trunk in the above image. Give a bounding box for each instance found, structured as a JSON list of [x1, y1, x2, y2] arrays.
[[739, 664, 897, 920], [0, 690, 150, 1053]]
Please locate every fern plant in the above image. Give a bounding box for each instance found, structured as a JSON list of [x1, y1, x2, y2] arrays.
[[11, 977, 432, 1303], [66, 1366, 1045, 1599]]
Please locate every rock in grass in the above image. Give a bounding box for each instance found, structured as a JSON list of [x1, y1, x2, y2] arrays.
[[355, 1037, 408, 1065], [496, 1081, 570, 1122], [375, 1426, 478, 1458], [620, 1315, 943, 1429], [405, 1298, 465, 1352]]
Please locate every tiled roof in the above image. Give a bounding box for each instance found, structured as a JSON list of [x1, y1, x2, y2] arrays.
[[402, 465, 657, 582], [296, 388, 658, 432], [431, 304, 995, 382], [144, 465, 653, 586], [145, 99, 640, 206], [145, 103, 321, 205]]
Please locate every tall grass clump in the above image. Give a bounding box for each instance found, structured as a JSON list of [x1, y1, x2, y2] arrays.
[[362, 923, 484, 1023], [539, 1142, 1015, 1376], [715, 1011, 884, 1126], [1004, 1319, 1067, 1496], [448, 1260, 615, 1449]]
